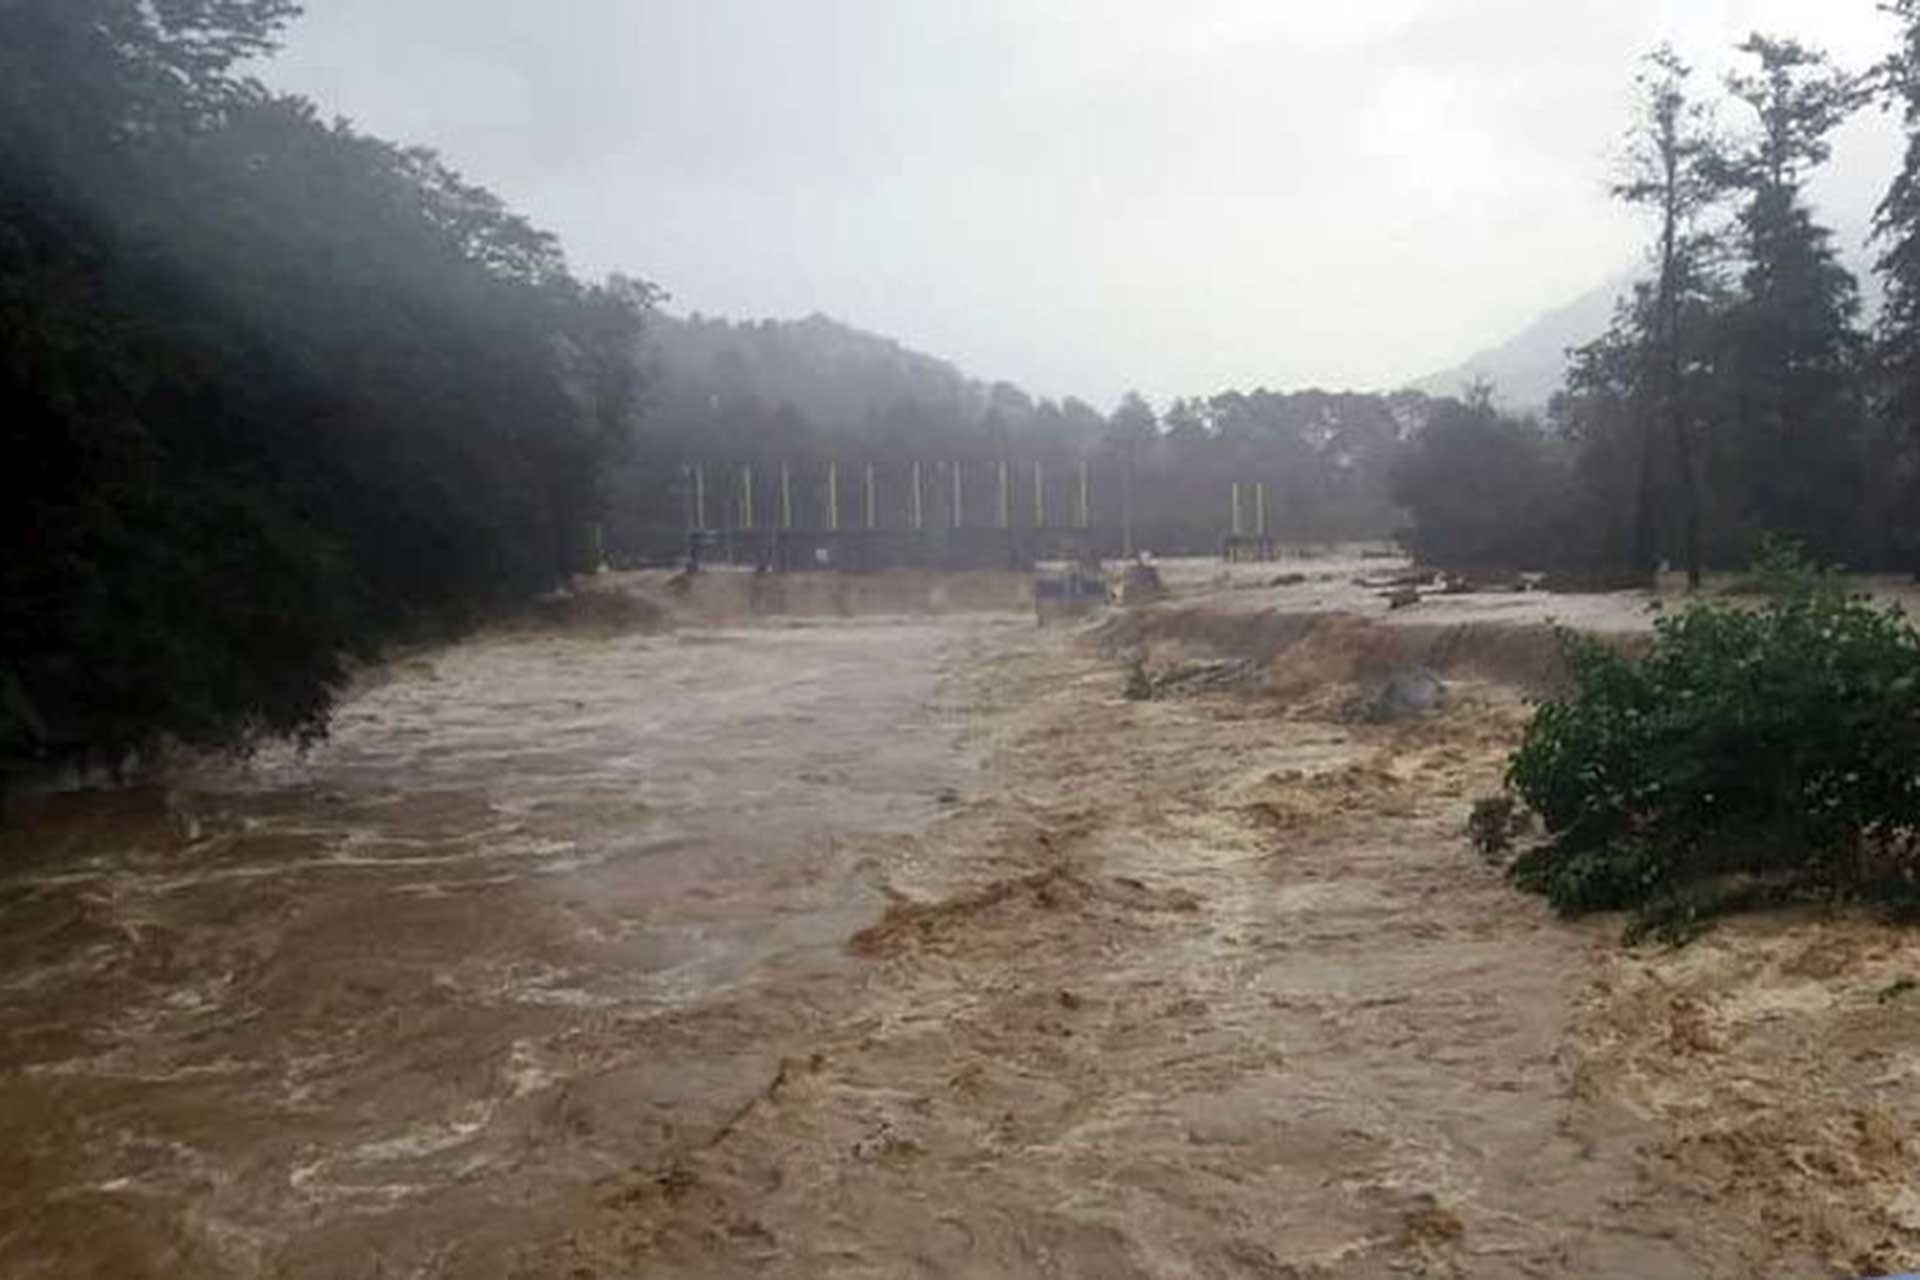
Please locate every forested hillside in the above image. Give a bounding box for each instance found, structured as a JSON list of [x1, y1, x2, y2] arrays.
[[1, 1, 649, 775], [647, 312, 989, 434], [611, 311, 1425, 558]]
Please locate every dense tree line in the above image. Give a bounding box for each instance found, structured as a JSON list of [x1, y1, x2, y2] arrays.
[[1400, 20, 1920, 577], [1, 1, 648, 775], [610, 312, 1424, 559]]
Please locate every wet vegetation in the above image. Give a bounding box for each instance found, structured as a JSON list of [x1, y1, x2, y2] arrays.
[[1401, 20, 1920, 580], [1, 2, 650, 776], [1506, 545, 1920, 937], [1454, 11, 1920, 938]]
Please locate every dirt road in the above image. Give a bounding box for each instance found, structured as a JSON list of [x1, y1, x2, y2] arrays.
[[7, 581, 1920, 1277]]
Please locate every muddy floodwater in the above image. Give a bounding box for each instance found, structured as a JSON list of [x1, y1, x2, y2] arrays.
[[9, 578, 1920, 1278], [0, 616, 1001, 1277]]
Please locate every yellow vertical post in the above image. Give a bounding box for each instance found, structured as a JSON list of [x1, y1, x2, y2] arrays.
[[827, 462, 839, 532]]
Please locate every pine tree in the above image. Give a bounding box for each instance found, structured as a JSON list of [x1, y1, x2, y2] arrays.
[[1710, 35, 1867, 560], [1612, 46, 1724, 586], [1872, 0, 1920, 569]]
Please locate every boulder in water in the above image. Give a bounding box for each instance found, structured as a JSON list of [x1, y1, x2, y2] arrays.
[[1361, 667, 1447, 723]]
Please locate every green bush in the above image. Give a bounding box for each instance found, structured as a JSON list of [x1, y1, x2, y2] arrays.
[[1506, 576, 1920, 925], [1719, 533, 1835, 597]]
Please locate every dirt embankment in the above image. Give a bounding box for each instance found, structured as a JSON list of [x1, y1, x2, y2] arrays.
[[1092, 604, 1646, 699]]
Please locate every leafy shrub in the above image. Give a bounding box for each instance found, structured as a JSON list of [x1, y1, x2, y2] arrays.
[[1719, 533, 1834, 598], [1506, 576, 1920, 925]]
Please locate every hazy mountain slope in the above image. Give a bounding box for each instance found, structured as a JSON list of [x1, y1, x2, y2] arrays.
[[644, 311, 992, 431], [1412, 239, 1884, 413], [1407, 278, 1624, 411]]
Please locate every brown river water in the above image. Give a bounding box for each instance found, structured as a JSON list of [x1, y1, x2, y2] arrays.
[[9, 576, 1920, 1278], [0, 615, 1003, 1278]]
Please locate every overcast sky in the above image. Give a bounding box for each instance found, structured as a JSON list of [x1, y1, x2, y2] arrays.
[[265, 1, 1906, 409]]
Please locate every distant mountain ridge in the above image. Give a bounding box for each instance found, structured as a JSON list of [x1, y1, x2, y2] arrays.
[[1411, 241, 1885, 413], [1407, 277, 1626, 413]]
